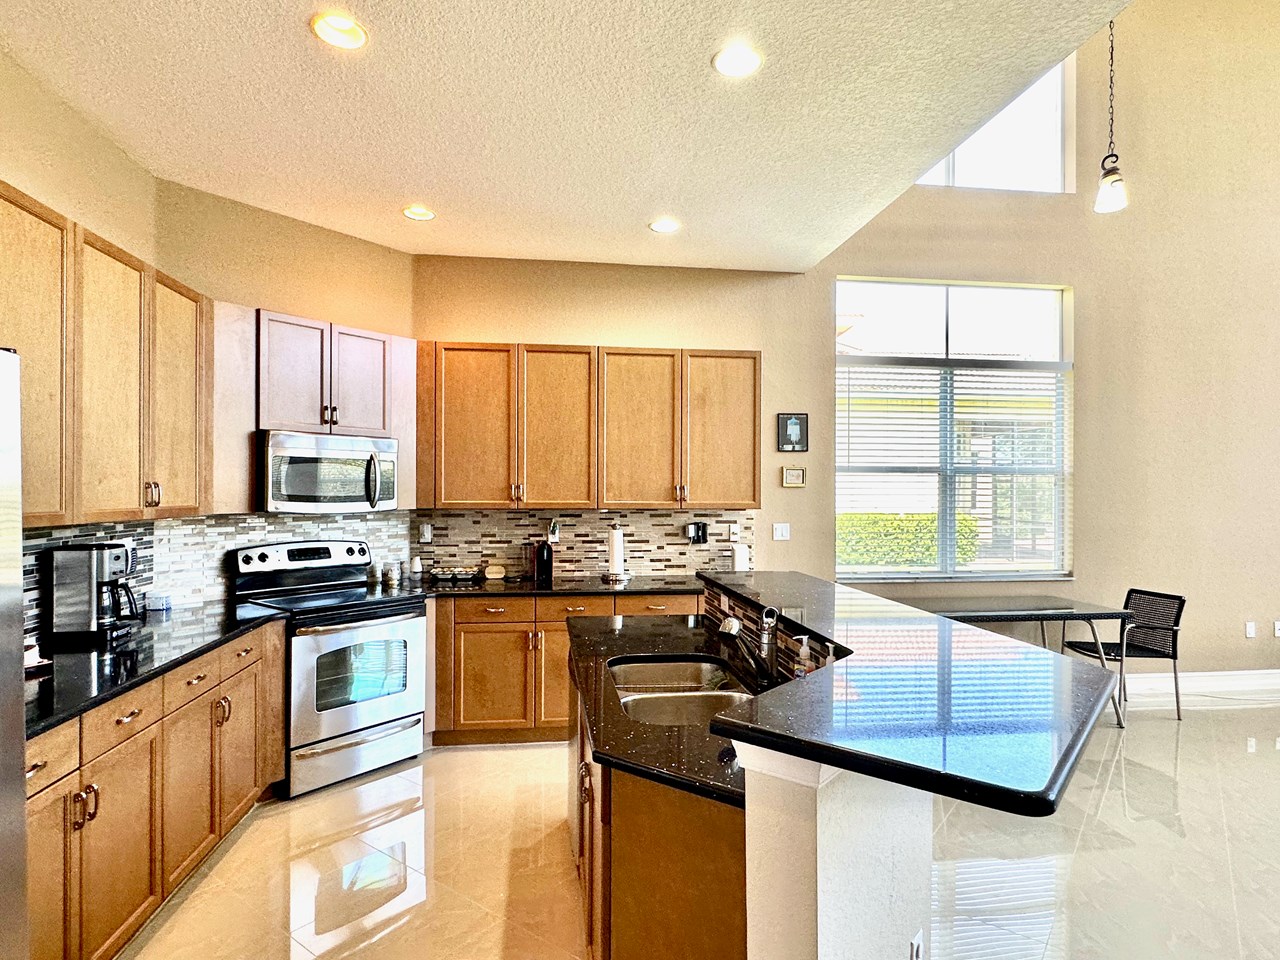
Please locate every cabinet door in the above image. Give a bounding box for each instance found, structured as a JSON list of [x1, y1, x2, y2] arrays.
[[256, 621, 287, 791], [161, 687, 220, 896], [535, 623, 573, 728], [218, 661, 260, 836], [78, 234, 147, 522], [331, 324, 392, 436], [79, 724, 162, 960], [589, 760, 610, 960], [519, 344, 597, 508], [454, 622, 536, 729], [149, 273, 209, 518], [257, 310, 329, 432], [435, 343, 518, 507], [598, 348, 681, 508], [0, 184, 74, 527], [26, 774, 81, 960], [682, 350, 760, 508]]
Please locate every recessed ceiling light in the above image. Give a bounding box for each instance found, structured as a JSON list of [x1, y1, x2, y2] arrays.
[[712, 42, 762, 78], [648, 216, 681, 234], [311, 12, 368, 50], [403, 204, 436, 221]]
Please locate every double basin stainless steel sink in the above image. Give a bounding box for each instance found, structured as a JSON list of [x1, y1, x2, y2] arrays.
[[608, 656, 752, 726]]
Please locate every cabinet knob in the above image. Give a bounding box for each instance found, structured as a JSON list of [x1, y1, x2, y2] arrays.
[[115, 708, 142, 725]]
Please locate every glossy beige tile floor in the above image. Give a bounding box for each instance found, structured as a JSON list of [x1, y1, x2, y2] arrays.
[[117, 703, 1280, 960]]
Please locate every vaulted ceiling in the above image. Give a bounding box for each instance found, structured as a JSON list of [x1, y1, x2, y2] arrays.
[[0, 0, 1126, 271]]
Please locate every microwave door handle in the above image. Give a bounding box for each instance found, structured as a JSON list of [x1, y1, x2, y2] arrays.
[[366, 453, 380, 509]]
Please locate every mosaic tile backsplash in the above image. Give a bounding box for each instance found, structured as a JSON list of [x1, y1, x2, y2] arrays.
[[22, 509, 755, 642]]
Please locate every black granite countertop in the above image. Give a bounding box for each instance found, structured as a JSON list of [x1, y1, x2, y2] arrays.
[[414, 573, 703, 598], [701, 571, 1118, 817], [25, 605, 285, 739], [568, 615, 757, 807]]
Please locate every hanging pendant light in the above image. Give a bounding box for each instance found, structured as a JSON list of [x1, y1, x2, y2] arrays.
[[1094, 19, 1129, 213]]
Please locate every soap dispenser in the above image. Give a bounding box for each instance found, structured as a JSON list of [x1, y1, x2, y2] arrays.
[[793, 636, 813, 679]]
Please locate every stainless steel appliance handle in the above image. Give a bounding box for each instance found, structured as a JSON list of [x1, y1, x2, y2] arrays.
[[366, 453, 380, 508], [293, 716, 423, 760], [294, 612, 423, 636]]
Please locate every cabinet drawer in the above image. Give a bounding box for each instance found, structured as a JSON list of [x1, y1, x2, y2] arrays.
[[221, 631, 264, 677], [614, 593, 699, 616], [81, 678, 164, 763], [163, 648, 223, 715], [455, 596, 536, 623], [24, 722, 80, 799], [536, 595, 615, 621]]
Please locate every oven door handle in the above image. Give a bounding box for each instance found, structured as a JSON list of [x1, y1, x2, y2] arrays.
[[294, 612, 423, 636], [366, 453, 380, 509], [293, 716, 423, 760]]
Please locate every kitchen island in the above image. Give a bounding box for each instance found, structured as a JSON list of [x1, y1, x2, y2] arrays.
[[567, 570, 1117, 960]]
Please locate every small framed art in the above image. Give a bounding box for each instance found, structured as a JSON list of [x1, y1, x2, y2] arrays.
[[777, 413, 808, 452], [781, 466, 807, 488]]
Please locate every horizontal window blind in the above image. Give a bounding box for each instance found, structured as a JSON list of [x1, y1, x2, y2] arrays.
[[837, 362, 1071, 579]]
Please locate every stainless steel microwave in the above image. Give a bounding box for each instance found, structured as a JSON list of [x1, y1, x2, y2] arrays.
[[262, 431, 399, 513]]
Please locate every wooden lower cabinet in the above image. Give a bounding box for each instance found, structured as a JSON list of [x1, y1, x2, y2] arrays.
[[536, 623, 573, 728], [79, 724, 164, 960], [161, 688, 220, 895], [256, 620, 287, 790], [26, 773, 81, 960], [454, 622, 537, 729], [218, 661, 261, 835]]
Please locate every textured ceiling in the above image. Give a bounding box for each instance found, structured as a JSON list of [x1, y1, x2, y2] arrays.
[[0, 0, 1126, 271]]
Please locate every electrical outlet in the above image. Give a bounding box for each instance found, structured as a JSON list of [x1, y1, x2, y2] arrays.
[[772, 523, 791, 541], [1273, 620, 1280, 638], [418, 523, 433, 544], [719, 593, 730, 613], [909, 929, 924, 960], [1247, 737, 1257, 753], [1246, 621, 1257, 639]]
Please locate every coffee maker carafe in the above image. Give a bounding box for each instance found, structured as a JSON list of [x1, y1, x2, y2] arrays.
[[43, 542, 141, 646]]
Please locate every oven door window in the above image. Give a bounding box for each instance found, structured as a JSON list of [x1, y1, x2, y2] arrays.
[[314, 639, 409, 712], [271, 454, 371, 505]]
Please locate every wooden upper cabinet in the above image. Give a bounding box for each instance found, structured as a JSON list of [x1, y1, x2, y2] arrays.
[[682, 350, 761, 509], [257, 310, 329, 432], [0, 183, 74, 526], [416, 340, 436, 509], [599, 348, 682, 508], [331, 324, 392, 436], [435, 342, 518, 507], [78, 235, 147, 523], [149, 274, 210, 518], [519, 344, 597, 508]]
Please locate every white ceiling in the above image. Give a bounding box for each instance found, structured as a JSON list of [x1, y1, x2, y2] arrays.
[[0, 0, 1126, 272]]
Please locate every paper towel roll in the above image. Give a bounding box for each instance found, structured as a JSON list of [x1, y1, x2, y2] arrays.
[[608, 524, 625, 575]]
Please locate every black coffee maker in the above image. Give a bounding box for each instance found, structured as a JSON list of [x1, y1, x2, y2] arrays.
[[42, 542, 141, 646]]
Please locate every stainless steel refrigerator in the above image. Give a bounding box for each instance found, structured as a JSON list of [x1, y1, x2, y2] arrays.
[[1, 347, 31, 957]]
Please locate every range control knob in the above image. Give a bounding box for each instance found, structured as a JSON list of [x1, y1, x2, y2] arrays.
[[346, 546, 355, 556], [258, 552, 269, 563], [357, 546, 367, 556], [242, 554, 252, 565]]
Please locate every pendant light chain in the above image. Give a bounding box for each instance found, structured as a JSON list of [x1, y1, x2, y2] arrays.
[[1107, 19, 1116, 155]]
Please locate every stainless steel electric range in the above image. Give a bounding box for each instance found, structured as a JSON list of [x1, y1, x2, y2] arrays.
[[229, 540, 433, 797]]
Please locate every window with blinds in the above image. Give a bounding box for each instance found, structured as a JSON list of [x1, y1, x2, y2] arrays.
[[836, 280, 1071, 580]]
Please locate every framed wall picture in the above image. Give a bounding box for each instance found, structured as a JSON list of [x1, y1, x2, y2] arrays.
[[781, 466, 806, 488], [777, 413, 808, 452]]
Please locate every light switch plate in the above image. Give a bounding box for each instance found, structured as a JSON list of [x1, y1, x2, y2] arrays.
[[727, 523, 741, 543], [772, 523, 791, 541], [418, 523, 433, 544], [1246, 620, 1257, 639]]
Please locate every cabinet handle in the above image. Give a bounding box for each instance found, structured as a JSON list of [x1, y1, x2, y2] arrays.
[[517, 483, 525, 501], [484, 607, 506, 614], [142, 481, 154, 507], [510, 483, 517, 501], [224, 695, 233, 724], [115, 708, 142, 726], [25, 760, 47, 779], [566, 606, 586, 612], [186, 672, 208, 686], [237, 646, 254, 658], [578, 762, 591, 804], [321, 404, 330, 425], [646, 604, 668, 611], [71, 791, 88, 831], [536, 630, 545, 649], [156, 481, 163, 506], [84, 783, 100, 822], [331, 405, 340, 425], [215, 696, 227, 727]]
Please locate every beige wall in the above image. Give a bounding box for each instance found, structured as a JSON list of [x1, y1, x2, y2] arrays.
[[415, 0, 1280, 671], [0, 51, 414, 335]]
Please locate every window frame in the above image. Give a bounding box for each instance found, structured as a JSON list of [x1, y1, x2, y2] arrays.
[[835, 277, 1074, 584]]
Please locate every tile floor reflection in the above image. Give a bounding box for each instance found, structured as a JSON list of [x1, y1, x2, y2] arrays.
[[117, 705, 1280, 960]]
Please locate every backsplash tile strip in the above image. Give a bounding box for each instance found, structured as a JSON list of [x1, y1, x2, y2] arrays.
[[22, 509, 756, 644]]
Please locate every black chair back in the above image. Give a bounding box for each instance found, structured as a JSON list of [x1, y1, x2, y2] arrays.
[[1124, 588, 1186, 659]]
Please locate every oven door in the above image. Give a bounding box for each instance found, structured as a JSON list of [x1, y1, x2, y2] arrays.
[[290, 610, 426, 748], [264, 431, 398, 514]]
